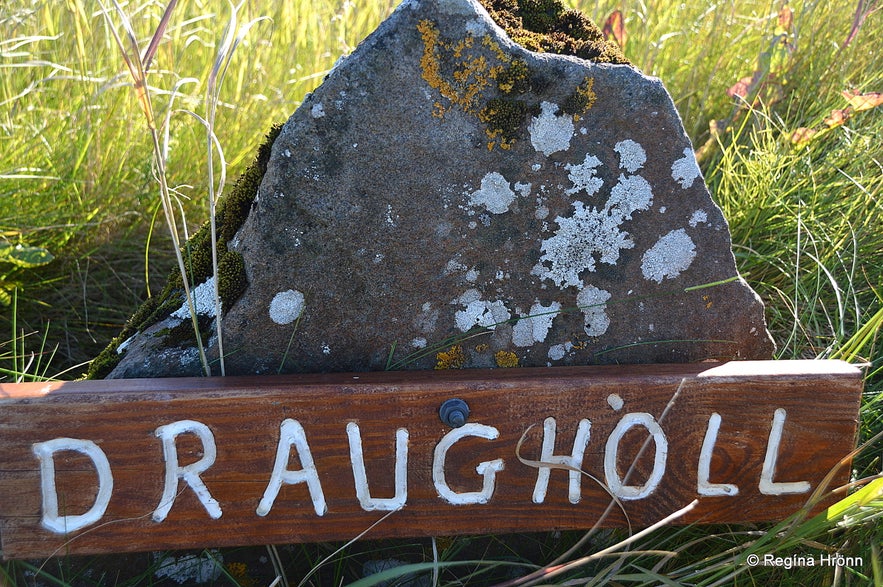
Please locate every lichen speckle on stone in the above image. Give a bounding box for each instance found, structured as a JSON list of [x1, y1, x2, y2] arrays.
[[533, 188, 650, 288], [102, 0, 776, 377], [577, 285, 611, 336], [641, 229, 697, 283], [689, 209, 708, 227], [607, 174, 653, 220], [512, 301, 561, 347], [269, 289, 305, 325], [453, 289, 511, 331], [171, 277, 218, 320], [672, 147, 701, 189], [547, 343, 567, 360], [565, 154, 603, 196], [469, 171, 517, 213], [435, 344, 466, 369], [614, 139, 646, 173], [529, 101, 573, 156]]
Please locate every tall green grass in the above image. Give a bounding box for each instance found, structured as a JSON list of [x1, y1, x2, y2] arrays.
[[1, 0, 881, 584]]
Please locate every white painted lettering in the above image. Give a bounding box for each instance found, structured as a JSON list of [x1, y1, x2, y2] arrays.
[[346, 422, 408, 511], [153, 420, 221, 522], [257, 419, 327, 516], [32, 438, 113, 534], [433, 423, 504, 505], [759, 409, 811, 495], [532, 417, 592, 504], [697, 413, 739, 496], [604, 412, 668, 500]]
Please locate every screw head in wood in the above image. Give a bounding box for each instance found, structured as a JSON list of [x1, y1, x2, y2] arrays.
[[439, 398, 469, 428]]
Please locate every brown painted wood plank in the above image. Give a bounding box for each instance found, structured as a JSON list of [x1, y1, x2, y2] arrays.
[[0, 360, 863, 559]]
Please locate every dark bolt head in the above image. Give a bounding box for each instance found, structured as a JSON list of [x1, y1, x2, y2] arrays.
[[439, 398, 470, 428]]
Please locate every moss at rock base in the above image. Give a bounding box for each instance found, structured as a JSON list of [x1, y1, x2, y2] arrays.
[[86, 124, 283, 380]]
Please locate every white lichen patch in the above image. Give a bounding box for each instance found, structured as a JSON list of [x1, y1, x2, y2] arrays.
[[548, 343, 567, 361], [411, 337, 427, 349], [154, 551, 223, 585], [415, 302, 439, 333], [465, 18, 488, 36], [469, 172, 516, 214], [576, 285, 611, 336], [116, 335, 135, 355], [641, 229, 697, 283], [171, 277, 218, 320], [671, 147, 701, 188], [534, 162, 655, 290], [453, 289, 511, 332], [512, 301, 562, 347], [607, 174, 653, 220], [689, 209, 708, 227], [533, 202, 633, 288], [310, 103, 326, 118], [565, 154, 604, 196], [514, 181, 532, 198], [528, 101, 573, 156], [445, 257, 468, 275], [614, 139, 646, 173], [269, 289, 305, 325]]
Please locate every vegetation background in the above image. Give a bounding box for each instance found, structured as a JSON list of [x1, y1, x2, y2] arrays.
[[1, 0, 881, 584]]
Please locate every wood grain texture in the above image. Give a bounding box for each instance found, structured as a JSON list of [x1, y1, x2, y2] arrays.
[[0, 360, 863, 559]]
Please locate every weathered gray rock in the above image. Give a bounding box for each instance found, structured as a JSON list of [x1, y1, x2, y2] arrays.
[[106, 0, 774, 378]]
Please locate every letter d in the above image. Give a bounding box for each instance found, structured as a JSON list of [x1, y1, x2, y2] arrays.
[[33, 438, 113, 534]]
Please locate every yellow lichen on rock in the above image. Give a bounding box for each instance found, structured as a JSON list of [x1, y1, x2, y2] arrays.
[[419, 19, 524, 150], [494, 350, 520, 367], [435, 344, 467, 369], [418, 19, 508, 119]]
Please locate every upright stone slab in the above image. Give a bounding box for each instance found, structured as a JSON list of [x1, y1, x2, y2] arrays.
[[105, 0, 774, 378]]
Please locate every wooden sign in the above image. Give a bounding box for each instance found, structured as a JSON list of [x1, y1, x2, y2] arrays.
[[0, 360, 863, 560]]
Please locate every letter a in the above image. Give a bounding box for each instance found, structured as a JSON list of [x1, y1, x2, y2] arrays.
[[33, 438, 113, 534], [257, 419, 327, 516]]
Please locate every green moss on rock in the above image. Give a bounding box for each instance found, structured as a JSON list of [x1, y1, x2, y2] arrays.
[[169, 123, 284, 295], [479, 0, 629, 65], [482, 97, 529, 142], [217, 251, 247, 308]]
